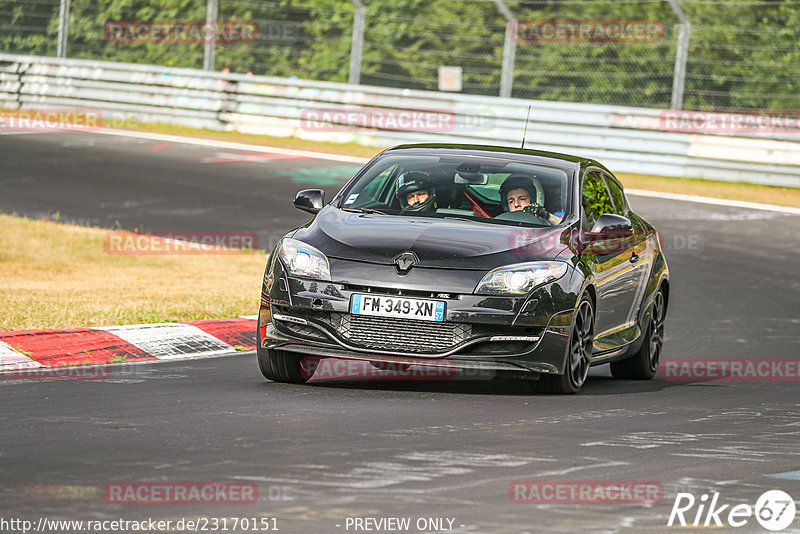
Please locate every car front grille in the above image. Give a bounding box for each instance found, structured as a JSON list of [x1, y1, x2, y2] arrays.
[[330, 313, 471, 354]]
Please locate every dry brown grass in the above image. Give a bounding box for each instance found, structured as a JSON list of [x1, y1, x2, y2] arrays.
[[0, 214, 266, 331], [616, 172, 800, 208]]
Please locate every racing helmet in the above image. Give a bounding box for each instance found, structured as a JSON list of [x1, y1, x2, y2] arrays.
[[396, 171, 437, 213], [499, 175, 544, 212]]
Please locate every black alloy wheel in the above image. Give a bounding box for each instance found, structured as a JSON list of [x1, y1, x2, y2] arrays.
[[610, 288, 666, 380], [533, 295, 594, 394]]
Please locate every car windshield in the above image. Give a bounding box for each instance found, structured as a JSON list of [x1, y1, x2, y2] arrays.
[[339, 153, 571, 227]]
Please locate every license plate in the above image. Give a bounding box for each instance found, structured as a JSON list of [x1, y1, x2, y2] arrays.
[[350, 294, 446, 322]]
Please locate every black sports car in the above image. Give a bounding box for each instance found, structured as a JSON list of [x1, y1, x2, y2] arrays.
[[257, 144, 669, 393]]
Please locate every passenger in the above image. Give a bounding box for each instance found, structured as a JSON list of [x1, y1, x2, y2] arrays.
[[396, 171, 437, 214], [499, 175, 563, 225]]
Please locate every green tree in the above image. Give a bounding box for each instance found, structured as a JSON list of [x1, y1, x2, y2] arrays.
[[3, 0, 800, 111], [0, 0, 60, 56]]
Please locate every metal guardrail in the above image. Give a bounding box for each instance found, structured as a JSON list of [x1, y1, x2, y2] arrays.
[[1, 53, 798, 187]]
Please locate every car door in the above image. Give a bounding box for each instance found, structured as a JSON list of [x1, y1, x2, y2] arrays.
[[580, 169, 639, 344], [602, 171, 654, 330]]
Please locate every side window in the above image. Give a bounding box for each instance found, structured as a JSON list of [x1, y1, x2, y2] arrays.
[[603, 174, 627, 216], [581, 170, 614, 227]]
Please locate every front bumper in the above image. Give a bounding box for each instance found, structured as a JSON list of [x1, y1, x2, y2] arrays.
[[260, 260, 581, 376], [265, 323, 542, 379], [262, 321, 572, 377]]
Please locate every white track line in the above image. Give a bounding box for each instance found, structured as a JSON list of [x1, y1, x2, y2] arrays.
[[95, 128, 371, 164], [626, 189, 800, 215], [0, 131, 58, 136], [93, 129, 798, 214]]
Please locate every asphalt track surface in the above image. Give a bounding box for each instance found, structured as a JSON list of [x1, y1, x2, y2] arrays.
[[1, 132, 799, 533]]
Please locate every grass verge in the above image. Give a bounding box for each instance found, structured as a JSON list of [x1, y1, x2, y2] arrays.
[[0, 214, 266, 331], [616, 172, 800, 208]]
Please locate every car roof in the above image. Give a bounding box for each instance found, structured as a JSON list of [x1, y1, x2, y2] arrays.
[[382, 143, 603, 172]]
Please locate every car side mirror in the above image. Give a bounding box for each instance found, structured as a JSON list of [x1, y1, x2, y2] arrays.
[[293, 189, 325, 214], [590, 213, 633, 235], [578, 214, 634, 254]]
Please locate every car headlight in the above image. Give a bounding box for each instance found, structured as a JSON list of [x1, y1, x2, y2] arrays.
[[278, 238, 331, 281], [475, 261, 568, 295]]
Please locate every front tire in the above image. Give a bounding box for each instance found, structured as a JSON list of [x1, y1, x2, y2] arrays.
[[610, 288, 666, 380], [532, 295, 594, 394], [257, 347, 310, 383]]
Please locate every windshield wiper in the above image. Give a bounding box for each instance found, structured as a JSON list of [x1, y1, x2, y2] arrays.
[[445, 215, 548, 228], [342, 207, 389, 215], [443, 216, 478, 223]]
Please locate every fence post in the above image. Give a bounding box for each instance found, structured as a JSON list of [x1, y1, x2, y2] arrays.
[[203, 0, 219, 71], [349, 0, 366, 85], [57, 0, 70, 58], [492, 0, 516, 98], [666, 0, 690, 110]]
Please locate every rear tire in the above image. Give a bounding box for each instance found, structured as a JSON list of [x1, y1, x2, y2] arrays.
[[610, 288, 666, 380], [531, 294, 594, 394], [257, 347, 310, 383]]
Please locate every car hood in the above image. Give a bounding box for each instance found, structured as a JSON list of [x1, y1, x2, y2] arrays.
[[291, 206, 571, 271]]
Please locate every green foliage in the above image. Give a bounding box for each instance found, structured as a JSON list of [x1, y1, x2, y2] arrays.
[[360, 0, 505, 93], [508, 0, 677, 106], [679, 1, 800, 110], [2, 0, 799, 110], [68, 0, 207, 67], [0, 1, 59, 56]]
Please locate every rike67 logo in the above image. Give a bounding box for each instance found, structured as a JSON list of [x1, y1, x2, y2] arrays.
[[668, 490, 796, 531]]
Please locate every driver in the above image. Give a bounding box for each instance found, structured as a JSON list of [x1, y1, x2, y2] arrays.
[[499, 175, 562, 225], [396, 171, 437, 214]]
